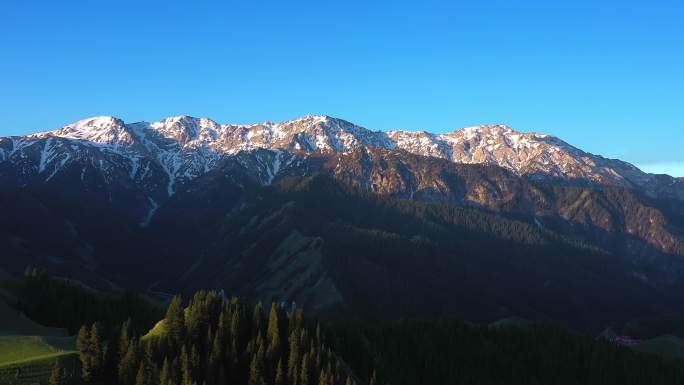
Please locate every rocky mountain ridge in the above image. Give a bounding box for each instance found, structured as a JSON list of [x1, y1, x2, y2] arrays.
[[2, 115, 681, 200]]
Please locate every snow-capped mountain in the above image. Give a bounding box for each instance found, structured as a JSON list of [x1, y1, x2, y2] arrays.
[[1, 114, 680, 200], [2, 115, 684, 323], [389, 125, 650, 187]]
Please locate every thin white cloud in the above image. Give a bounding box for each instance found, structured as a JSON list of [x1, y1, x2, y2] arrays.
[[637, 162, 684, 177]]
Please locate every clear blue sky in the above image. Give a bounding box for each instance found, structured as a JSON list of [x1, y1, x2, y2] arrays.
[[1, 0, 683, 175]]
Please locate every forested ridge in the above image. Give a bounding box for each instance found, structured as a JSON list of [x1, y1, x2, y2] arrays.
[[330, 319, 684, 385], [49, 300, 684, 385], [8, 264, 684, 385], [10, 269, 684, 385], [13, 270, 162, 336], [50, 291, 361, 385]]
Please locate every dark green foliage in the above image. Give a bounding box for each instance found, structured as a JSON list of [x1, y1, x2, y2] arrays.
[[45, 289, 684, 385], [74, 292, 355, 385], [48, 359, 69, 385], [331, 318, 684, 385], [275, 359, 285, 385], [76, 325, 93, 382], [119, 339, 140, 385], [268, 302, 281, 360], [159, 357, 172, 385], [118, 319, 133, 362], [89, 322, 104, 380], [15, 272, 161, 336], [248, 343, 266, 385], [134, 362, 151, 385], [76, 322, 105, 383], [165, 296, 186, 345], [300, 356, 310, 385]]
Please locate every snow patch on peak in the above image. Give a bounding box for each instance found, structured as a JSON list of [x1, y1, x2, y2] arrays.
[[288, 115, 330, 125], [33, 115, 133, 146], [162, 115, 196, 122], [77, 115, 123, 126], [3, 114, 667, 197]]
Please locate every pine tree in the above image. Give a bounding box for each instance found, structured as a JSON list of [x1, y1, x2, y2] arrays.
[[181, 345, 192, 385], [119, 319, 133, 361], [76, 325, 89, 360], [290, 309, 304, 332], [77, 324, 94, 382], [267, 302, 281, 359], [160, 357, 172, 385], [189, 344, 201, 384], [172, 357, 182, 385], [253, 302, 265, 338], [275, 359, 286, 385], [318, 368, 331, 385], [217, 310, 228, 344], [166, 296, 186, 345], [90, 322, 104, 381], [369, 370, 377, 385], [135, 362, 150, 385], [345, 375, 355, 385], [230, 305, 245, 350], [48, 360, 67, 385], [299, 356, 310, 385], [288, 330, 300, 383], [206, 336, 221, 385], [249, 343, 266, 385], [119, 340, 140, 385]]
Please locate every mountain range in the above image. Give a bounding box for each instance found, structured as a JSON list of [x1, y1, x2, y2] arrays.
[[3, 115, 682, 197], [1, 115, 683, 331]]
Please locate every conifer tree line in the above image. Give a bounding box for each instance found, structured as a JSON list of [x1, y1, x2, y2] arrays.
[[57, 291, 362, 385], [34, 270, 684, 385], [18, 269, 162, 336], [329, 319, 684, 385]]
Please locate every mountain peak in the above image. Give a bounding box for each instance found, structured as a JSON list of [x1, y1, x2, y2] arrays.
[[160, 115, 198, 124], [32, 115, 132, 144], [453, 124, 552, 138], [61, 115, 126, 133], [5, 114, 676, 196], [76, 115, 124, 126], [287, 114, 331, 124]]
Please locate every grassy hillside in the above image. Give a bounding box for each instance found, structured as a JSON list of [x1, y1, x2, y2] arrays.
[[0, 275, 161, 385], [0, 352, 78, 385], [0, 335, 75, 366], [140, 319, 166, 340], [0, 334, 77, 385]]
